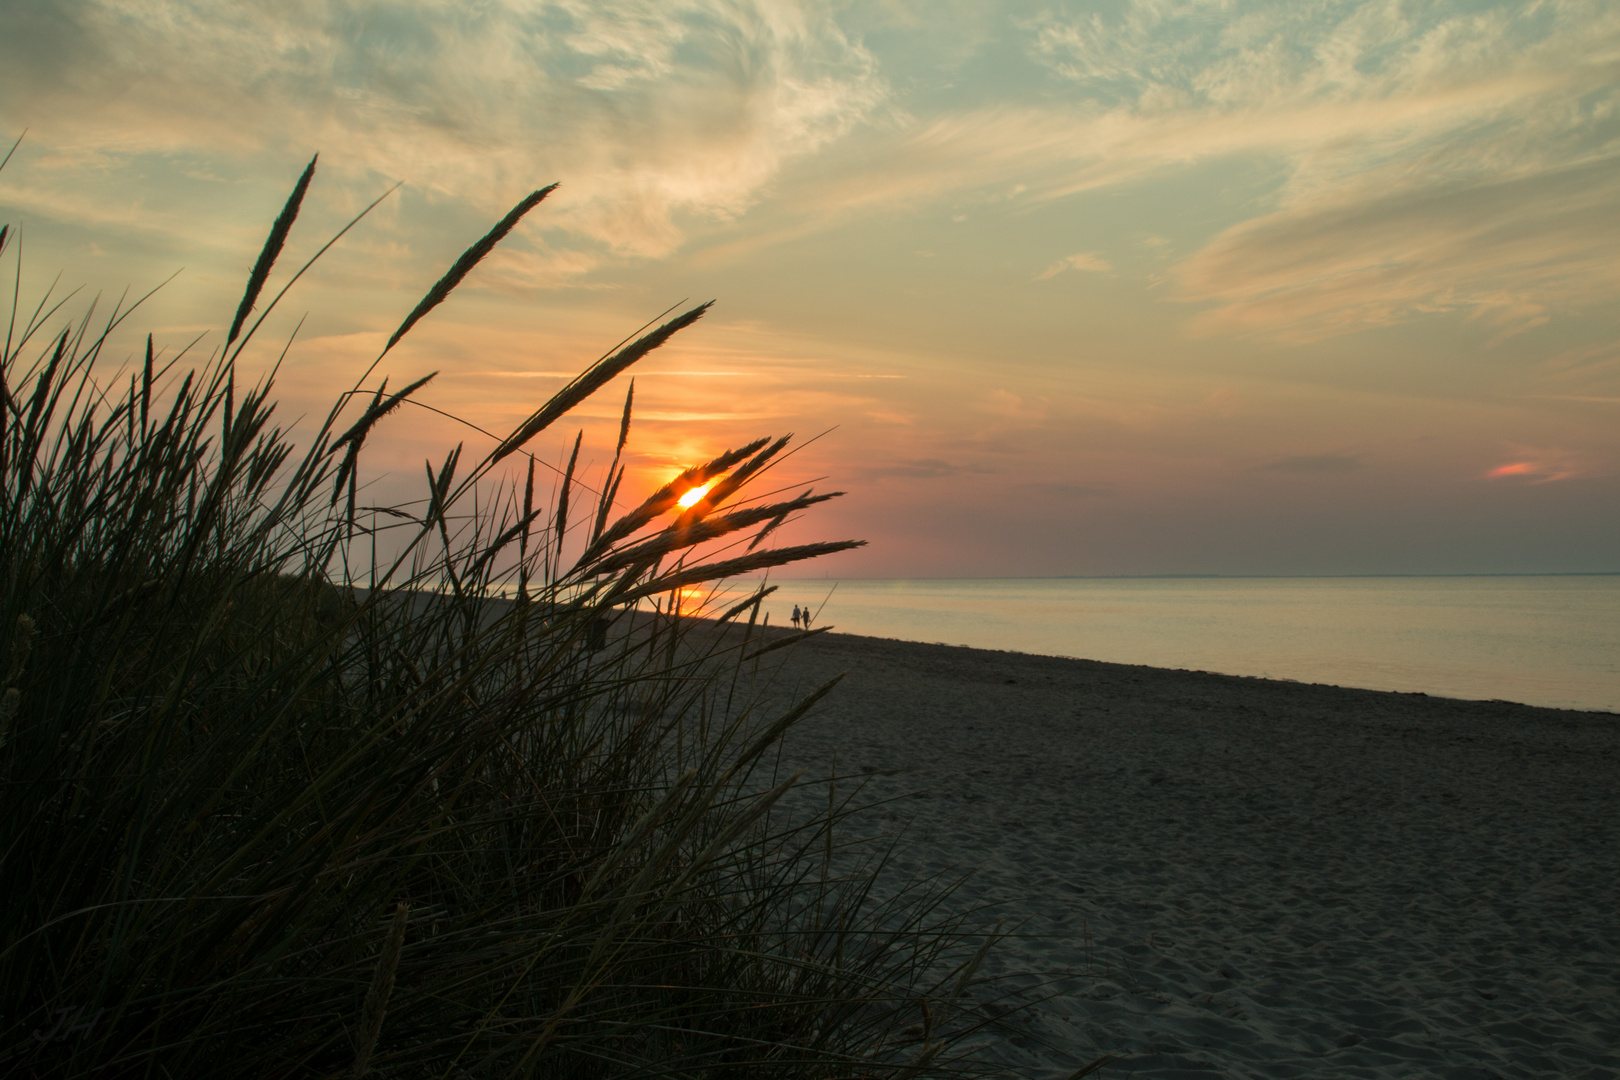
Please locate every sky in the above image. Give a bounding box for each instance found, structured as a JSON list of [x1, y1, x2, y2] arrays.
[[3, 0, 1618, 578]]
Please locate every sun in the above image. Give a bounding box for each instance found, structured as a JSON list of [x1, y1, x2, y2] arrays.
[[677, 481, 715, 510]]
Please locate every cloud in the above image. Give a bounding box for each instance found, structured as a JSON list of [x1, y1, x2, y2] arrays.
[[979, 388, 1046, 423], [1017, 480, 1115, 499], [852, 457, 986, 481], [1175, 150, 1620, 341], [0, 0, 887, 258], [1484, 446, 1588, 482], [1026, 0, 1620, 339], [732, 1, 1620, 339], [6, 0, 1618, 341], [1036, 251, 1111, 279], [478, 247, 615, 291], [1257, 453, 1362, 474]]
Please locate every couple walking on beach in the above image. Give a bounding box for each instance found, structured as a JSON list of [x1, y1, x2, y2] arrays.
[[791, 604, 813, 630]]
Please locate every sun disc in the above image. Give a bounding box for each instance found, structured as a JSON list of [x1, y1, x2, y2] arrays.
[[677, 481, 715, 509]]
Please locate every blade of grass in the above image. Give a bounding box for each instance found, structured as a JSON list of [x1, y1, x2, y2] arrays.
[[226, 154, 316, 350], [382, 185, 557, 356], [488, 302, 711, 467]]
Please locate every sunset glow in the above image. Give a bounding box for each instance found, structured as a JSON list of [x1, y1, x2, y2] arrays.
[[3, 1, 1617, 575], [676, 482, 716, 510]]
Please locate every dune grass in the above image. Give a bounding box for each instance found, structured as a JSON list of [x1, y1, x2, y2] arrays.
[[0, 155, 1005, 1078]]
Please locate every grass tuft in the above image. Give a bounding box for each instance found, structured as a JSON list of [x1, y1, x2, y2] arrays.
[[0, 156, 1013, 1078]]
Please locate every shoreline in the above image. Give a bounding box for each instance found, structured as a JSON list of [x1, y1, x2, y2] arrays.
[[762, 629, 1620, 1078], [752, 574, 1620, 714], [805, 626, 1620, 715]]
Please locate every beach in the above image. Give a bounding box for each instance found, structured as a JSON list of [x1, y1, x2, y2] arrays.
[[763, 630, 1620, 1079]]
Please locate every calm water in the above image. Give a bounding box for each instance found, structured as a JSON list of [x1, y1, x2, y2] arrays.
[[759, 576, 1620, 713]]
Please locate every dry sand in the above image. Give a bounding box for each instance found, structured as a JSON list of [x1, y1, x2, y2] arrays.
[[760, 630, 1619, 1079]]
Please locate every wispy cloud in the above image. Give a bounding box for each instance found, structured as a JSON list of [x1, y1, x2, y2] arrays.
[[1484, 446, 1589, 482], [852, 457, 989, 482], [5, 0, 1617, 337], [729, 1, 1620, 340], [1036, 251, 1111, 279], [1030, 0, 1620, 339], [1175, 155, 1620, 340], [1017, 480, 1116, 499], [0, 0, 887, 259], [979, 389, 1047, 424]]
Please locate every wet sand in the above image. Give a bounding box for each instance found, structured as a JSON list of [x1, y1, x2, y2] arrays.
[[763, 630, 1620, 1079]]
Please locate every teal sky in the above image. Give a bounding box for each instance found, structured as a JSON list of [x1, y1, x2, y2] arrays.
[[3, 0, 1618, 576]]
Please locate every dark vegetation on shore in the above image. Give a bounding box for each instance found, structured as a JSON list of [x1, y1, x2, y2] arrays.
[[0, 147, 1023, 1078]]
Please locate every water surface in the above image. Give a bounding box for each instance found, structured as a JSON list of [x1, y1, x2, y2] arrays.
[[759, 576, 1620, 712]]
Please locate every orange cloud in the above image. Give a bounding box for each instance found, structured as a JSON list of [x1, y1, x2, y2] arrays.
[[1484, 449, 1587, 483]]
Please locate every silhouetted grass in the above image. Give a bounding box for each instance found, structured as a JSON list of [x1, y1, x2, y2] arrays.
[[0, 157, 1011, 1078]]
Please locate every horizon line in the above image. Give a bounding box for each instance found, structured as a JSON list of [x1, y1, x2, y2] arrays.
[[761, 571, 1620, 582]]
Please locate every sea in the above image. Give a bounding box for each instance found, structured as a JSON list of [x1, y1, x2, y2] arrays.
[[756, 576, 1620, 713]]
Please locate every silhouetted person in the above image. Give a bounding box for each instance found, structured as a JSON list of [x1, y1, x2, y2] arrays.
[[801, 606, 812, 630], [791, 605, 802, 629]]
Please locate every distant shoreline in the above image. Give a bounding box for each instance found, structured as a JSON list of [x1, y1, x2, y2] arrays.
[[765, 624, 1620, 718], [732, 575, 1620, 713], [762, 570, 1620, 581]]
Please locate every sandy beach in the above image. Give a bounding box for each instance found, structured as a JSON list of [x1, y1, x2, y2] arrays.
[[761, 630, 1620, 1079]]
